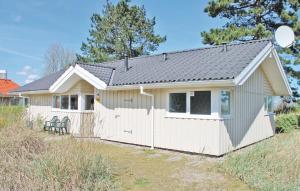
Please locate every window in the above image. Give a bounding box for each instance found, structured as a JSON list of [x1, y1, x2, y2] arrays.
[[264, 96, 273, 113], [52, 95, 79, 111], [52, 96, 60, 108], [61, 95, 69, 109], [24, 97, 29, 108], [190, 91, 211, 115], [10, 97, 19, 105], [169, 93, 186, 113], [85, 95, 94, 110], [168, 91, 212, 115], [221, 91, 231, 116], [70, 95, 78, 110]]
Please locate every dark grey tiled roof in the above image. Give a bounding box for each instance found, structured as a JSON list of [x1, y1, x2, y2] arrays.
[[13, 69, 66, 92], [14, 39, 271, 92], [101, 39, 270, 86], [77, 63, 114, 85]]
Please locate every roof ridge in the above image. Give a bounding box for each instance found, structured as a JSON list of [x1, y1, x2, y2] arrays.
[[76, 61, 116, 69], [96, 38, 271, 66]]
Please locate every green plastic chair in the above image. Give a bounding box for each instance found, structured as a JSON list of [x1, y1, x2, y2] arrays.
[[55, 116, 70, 135], [43, 116, 58, 131]]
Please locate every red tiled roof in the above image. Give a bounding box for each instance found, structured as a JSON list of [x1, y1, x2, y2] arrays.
[[0, 79, 19, 96]]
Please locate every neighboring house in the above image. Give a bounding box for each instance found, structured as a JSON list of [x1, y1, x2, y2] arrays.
[[0, 70, 24, 105], [13, 39, 291, 156]]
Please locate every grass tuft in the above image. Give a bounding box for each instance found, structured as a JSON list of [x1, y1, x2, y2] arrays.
[[134, 177, 150, 187], [222, 131, 300, 191], [0, 106, 117, 191]]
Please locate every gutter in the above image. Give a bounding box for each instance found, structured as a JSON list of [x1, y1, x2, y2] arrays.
[[9, 90, 50, 95], [107, 79, 235, 91], [139, 86, 154, 150]]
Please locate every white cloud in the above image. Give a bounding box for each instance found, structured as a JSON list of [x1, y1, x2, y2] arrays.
[[17, 65, 39, 84], [28, 74, 39, 79], [25, 79, 34, 84], [24, 65, 32, 70], [14, 15, 22, 23]]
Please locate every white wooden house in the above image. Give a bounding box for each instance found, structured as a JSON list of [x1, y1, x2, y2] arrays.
[[13, 40, 291, 156]]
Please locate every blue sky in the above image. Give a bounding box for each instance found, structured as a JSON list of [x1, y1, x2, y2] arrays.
[[0, 0, 224, 85]]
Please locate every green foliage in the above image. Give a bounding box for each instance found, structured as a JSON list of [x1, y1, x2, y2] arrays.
[[274, 102, 297, 114], [202, 0, 300, 97], [0, 106, 24, 128], [276, 113, 298, 133], [134, 177, 150, 187], [79, 0, 166, 63], [202, 0, 300, 45], [222, 131, 300, 190]]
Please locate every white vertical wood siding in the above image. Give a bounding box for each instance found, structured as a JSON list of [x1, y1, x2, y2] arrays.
[[26, 65, 276, 156], [219, 66, 275, 155], [26, 80, 94, 135], [95, 88, 220, 155]]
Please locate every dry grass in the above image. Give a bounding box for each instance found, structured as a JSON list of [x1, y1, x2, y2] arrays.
[[80, 140, 250, 191], [0, 106, 251, 190], [0, 106, 24, 128], [0, 106, 117, 191], [222, 130, 300, 191]]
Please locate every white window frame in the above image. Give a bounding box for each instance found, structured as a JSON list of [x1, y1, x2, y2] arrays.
[[83, 94, 95, 111], [52, 95, 61, 109], [60, 95, 70, 110], [23, 97, 30, 108], [166, 89, 220, 119], [220, 90, 232, 118], [70, 94, 79, 110], [52, 94, 79, 112], [264, 95, 274, 114]]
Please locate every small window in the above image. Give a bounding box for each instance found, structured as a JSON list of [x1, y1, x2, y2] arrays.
[[190, 91, 211, 115], [61, 95, 69, 110], [221, 91, 231, 116], [169, 93, 186, 113], [85, 95, 94, 110], [52, 96, 60, 108], [10, 97, 19, 105], [70, 95, 78, 110], [264, 96, 273, 113], [24, 97, 29, 108]]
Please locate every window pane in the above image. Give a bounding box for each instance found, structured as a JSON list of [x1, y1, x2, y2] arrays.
[[190, 91, 211, 115], [70, 95, 78, 110], [264, 96, 268, 111], [221, 91, 230, 115], [61, 95, 69, 109], [169, 93, 186, 113], [53, 96, 60, 108], [264, 96, 273, 113], [24, 98, 29, 108], [85, 95, 94, 110], [10, 97, 19, 105], [267, 96, 273, 113]]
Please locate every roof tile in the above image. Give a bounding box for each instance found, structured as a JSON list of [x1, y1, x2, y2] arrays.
[[14, 39, 271, 92]]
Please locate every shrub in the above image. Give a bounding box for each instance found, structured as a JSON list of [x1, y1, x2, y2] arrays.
[[297, 114, 300, 128], [276, 114, 298, 133], [274, 102, 296, 114]]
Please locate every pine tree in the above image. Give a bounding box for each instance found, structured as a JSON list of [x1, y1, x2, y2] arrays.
[[201, 0, 300, 98], [78, 0, 166, 63]]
